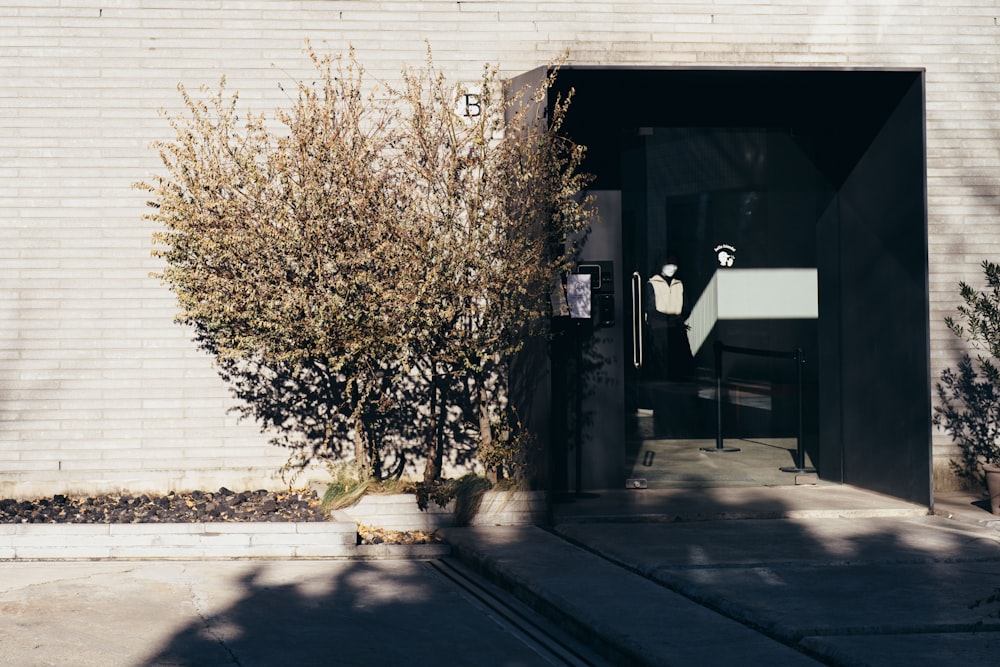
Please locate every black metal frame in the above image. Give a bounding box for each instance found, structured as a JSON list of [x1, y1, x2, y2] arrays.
[[705, 340, 816, 474]]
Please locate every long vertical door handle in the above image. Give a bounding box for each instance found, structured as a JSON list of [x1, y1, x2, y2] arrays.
[[631, 272, 643, 369]]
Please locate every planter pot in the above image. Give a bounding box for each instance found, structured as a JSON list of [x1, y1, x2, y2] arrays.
[[985, 464, 1000, 515]]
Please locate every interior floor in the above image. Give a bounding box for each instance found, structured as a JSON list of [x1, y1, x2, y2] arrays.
[[626, 426, 820, 488]]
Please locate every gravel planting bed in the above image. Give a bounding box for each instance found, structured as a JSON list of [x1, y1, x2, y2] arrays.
[[0, 488, 326, 524], [0, 488, 443, 545]]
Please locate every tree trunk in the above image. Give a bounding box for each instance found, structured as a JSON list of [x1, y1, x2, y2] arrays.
[[349, 378, 369, 478], [423, 373, 443, 483], [352, 415, 369, 478], [478, 383, 498, 483]]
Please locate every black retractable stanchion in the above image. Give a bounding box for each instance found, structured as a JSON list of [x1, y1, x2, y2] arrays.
[[707, 340, 814, 470], [702, 340, 741, 453], [780, 347, 816, 474]]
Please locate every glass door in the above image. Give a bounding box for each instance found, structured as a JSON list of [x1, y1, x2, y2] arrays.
[[623, 128, 824, 487]]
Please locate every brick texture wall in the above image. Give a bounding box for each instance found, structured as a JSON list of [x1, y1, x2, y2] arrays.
[[2, 1, 998, 496]]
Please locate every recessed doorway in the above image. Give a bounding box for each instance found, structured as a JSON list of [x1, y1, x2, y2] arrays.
[[546, 67, 930, 505]]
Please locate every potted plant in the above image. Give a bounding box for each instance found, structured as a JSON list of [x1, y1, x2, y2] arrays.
[[934, 260, 1000, 514]]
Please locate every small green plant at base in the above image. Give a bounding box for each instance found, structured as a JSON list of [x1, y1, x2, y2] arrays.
[[477, 411, 540, 486], [491, 477, 530, 492], [319, 463, 368, 511], [934, 355, 1000, 486], [322, 463, 420, 511], [318, 462, 407, 511], [411, 473, 493, 526]]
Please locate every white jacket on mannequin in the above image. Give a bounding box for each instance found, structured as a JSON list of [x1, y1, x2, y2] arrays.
[[647, 274, 684, 316]]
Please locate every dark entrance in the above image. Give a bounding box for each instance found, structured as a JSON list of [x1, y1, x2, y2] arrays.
[[546, 67, 931, 506]]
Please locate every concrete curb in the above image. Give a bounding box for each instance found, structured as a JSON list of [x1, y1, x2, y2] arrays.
[[0, 521, 450, 561], [555, 507, 932, 524], [0, 491, 548, 561], [933, 492, 1000, 531]]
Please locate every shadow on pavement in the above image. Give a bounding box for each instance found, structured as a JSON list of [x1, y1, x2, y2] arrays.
[[446, 483, 1000, 666], [140, 560, 551, 667]]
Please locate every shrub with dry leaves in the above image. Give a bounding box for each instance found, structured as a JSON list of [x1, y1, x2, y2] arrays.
[[138, 44, 593, 487]]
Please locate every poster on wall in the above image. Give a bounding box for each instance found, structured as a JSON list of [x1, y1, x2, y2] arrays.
[[567, 274, 592, 319]]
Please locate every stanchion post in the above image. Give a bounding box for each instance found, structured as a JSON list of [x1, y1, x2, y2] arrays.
[[797, 347, 804, 464], [780, 347, 815, 474], [715, 340, 723, 450], [702, 340, 741, 453]]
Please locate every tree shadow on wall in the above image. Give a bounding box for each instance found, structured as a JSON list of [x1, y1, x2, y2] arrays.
[[933, 260, 1000, 497], [215, 355, 479, 483], [548, 317, 616, 494]]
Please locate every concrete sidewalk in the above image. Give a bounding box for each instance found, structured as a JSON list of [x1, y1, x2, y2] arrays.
[[0, 559, 580, 666], [3, 484, 999, 666], [442, 485, 1000, 666]]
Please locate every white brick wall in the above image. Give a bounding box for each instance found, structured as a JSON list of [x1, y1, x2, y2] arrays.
[[2, 0, 998, 495]]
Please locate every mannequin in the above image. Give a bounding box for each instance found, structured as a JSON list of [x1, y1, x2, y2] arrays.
[[644, 257, 694, 381]]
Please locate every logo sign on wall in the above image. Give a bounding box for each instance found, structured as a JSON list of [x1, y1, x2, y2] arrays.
[[714, 244, 736, 267], [455, 83, 503, 142], [456, 84, 482, 119]]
